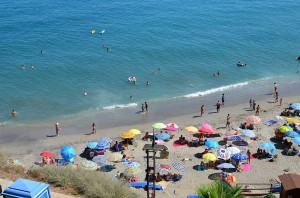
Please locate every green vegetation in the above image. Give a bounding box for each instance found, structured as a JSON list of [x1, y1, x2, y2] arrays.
[[196, 180, 244, 198], [0, 149, 138, 198]]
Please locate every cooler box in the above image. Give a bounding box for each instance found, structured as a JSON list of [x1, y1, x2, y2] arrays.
[[2, 178, 51, 198]]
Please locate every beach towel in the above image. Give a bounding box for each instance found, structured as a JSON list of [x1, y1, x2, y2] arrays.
[[247, 139, 256, 146], [172, 161, 186, 172], [156, 181, 171, 189], [263, 120, 278, 126], [206, 133, 221, 138], [156, 163, 171, 174], [226, 135, 242, 141], [173, 141, 188, 147]]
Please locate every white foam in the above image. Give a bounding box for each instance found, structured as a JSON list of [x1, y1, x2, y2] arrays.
[[102, 103, 138, 110], [182, 82, 249, 98]]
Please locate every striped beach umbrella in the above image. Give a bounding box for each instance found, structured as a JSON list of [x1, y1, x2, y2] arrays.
[[246, 115, 261, 124], [216, 148, 231, 160], [123, 166, 140, 177], [79, 160, 98, 171], [172, 161, 186, 172], [95, 140, 110, 150], [92, 155, 107, 164]]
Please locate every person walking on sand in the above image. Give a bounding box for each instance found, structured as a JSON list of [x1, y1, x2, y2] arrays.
[[255, 105, 260, 116], [216, 101, 221, 113], [252, 100, 256, 111], [226, 114, 231, 129], [275, 91, 279, 103], [247, 150, 251, 164], [249, 99, 253, 109], [55, 122, 60, 136], [274, 82, 277, 93], [222, 94, 225, 106], [279, 98, 283, 106], [200, 105, 204, 117], [145, 102, 148, 111], [92, 123, 96, 134]]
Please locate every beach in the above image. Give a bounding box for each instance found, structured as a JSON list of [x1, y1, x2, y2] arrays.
[[1, 84, 300, 197]]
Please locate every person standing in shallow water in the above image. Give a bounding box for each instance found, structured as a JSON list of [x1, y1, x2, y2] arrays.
[[145, 102, 148, 111], [200, 105, 204, 117], [222, 94, 225, 106], [92, 123, 96, 134], [55, 122, 60, 136]]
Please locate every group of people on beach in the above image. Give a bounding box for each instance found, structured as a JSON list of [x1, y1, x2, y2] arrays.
[[141, 102, 149, 112]]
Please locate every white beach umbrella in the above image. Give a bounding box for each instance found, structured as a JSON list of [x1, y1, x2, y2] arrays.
[[226, 147, 240, 155]]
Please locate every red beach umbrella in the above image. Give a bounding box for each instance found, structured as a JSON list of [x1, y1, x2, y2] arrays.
[[40, 151, 55, 159]]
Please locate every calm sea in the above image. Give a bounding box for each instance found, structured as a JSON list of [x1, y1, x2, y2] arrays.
[[1, 0, 300, 125]]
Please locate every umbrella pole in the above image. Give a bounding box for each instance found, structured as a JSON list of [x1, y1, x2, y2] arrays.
[[152, 128, 155, 148]]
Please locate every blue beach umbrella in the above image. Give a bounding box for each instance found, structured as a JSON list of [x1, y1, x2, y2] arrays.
[[61, 146, 76, 160], [205, 140, 219, 148], [87, 142, 98, 149], [260, 142, 275, 150], [95, 140, 110, 150], [293, 137, 300, 145], [92, 155, 107, 164], [291, 103, 300, 110], [217, 163, 235, 169], [99, 137, 112, 144], [231, 152, 248, 161], [156, 132, 171, 141], [242, 129, 256, 138], [285, 131, 300, 138]]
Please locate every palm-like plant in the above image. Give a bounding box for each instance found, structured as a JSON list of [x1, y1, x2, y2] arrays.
[[196, 180, 243, 198]]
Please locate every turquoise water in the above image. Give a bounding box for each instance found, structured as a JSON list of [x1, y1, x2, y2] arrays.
[[1, 0, 300, 125]]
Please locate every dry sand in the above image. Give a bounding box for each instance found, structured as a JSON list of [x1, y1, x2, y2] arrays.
[[1, 94, 300, 198]]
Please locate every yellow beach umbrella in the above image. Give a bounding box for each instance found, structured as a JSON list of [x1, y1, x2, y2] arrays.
[[120, 131, 135, 139], [185, 126, 198, 133], [202, 153, 217, 161], [128, 129, 141, 136], [285, 117, 300, 124], [279, 126, 293, 133]]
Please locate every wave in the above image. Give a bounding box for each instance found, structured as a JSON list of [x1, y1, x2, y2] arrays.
[[101, 103, 138, 110], [182, 82, 249, 98]]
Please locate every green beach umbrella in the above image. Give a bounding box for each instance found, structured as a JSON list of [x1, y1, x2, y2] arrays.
[[152, 123, 166, 129]]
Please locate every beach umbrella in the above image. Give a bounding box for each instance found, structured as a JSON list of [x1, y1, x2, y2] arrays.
[[99, 137, 112, 143], [217, 163, 235, 170], [79, 160, 98, 171], [92, 155, 107, 164], [242, 129, 256, 138], [279, 126, 293, 133], [123, 166, 140, 177], [240, 164, 253, 172], [120, 131, 135, 139], [60, 146, 76, 160], [285, 117, 300, 124], [291, 103, 300, 110], [165, 123, 179, 131], [260, 142, 275, 150], [95, 140, 110, 150], [285, 131, 300, 138], [231, 152, 248, 161], [152, 123, 167, 129], [199, 123, 215, 134], [293, 137, 300, 145], [216, 148, 231, 160], [226, 147, 240, 155], [87, 142, 98, 149], [128, 129, 141, 136], [205, 140, 219, 148], [107, 153, 123, 162], [172, 161, 186, 172], [185, 126, 198, 133], [40, 151, 55, 159], [246, 115, 261, 124], [202, 153, 217, 161], [156, 132, 171, 141]]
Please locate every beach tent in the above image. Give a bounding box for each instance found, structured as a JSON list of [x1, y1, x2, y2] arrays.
[[2, 178, 51, 198]]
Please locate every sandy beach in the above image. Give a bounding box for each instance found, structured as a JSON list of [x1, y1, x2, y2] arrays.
[[1, 82, 300, 197]]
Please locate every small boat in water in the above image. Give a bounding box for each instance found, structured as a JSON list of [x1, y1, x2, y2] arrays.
[[237, 62, 246, 67]]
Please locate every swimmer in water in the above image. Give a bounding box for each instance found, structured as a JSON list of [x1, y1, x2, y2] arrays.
[[21, 65, 25, 70], [30, 65, 34, 69], [83, 91, 88, 96], [130, 95, 132, 99], [146, 81, 150, 86]]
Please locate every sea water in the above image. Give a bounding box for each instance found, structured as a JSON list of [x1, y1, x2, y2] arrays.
[[1, 0, 300, 125]]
